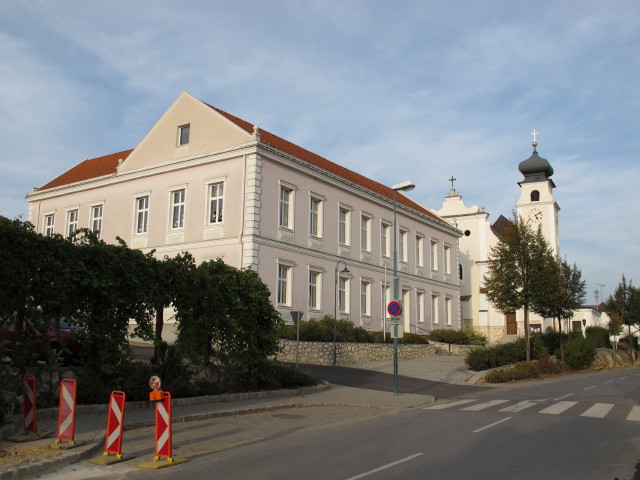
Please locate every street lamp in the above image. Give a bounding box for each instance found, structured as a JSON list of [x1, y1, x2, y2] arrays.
[[391, 180, 415, 396], [334, 260, 350, 366]]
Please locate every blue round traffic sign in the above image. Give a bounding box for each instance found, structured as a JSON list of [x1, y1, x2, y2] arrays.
[[387, 301, 402, 317]]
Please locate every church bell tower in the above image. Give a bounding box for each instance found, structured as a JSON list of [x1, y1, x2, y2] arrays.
[[515, 131, 560, 256]]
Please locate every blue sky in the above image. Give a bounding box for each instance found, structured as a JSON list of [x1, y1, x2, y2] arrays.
[[1, 0, 638, 302]]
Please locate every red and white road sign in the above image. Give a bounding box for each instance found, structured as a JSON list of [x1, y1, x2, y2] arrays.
[[56, 379, 77, 442], [154, 391, 173, 460], [104, 391, 126, 456], [22, 374, 37, 434]]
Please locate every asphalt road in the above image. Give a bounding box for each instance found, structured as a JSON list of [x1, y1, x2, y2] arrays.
[[296, 363, 489, 399]]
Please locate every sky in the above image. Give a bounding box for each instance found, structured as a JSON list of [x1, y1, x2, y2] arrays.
[[1, 0, 638, 302]]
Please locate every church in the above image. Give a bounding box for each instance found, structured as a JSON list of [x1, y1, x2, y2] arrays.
[[433, 133, 606, 342]]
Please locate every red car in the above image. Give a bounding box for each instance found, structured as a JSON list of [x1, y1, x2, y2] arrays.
[[2, 317, 82, 365]]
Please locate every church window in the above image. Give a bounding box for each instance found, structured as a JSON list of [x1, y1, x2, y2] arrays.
[[531, 190, 540, 202]]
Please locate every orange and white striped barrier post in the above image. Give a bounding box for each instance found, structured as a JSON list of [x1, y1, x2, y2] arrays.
[[7, 374, 53, 442], [51, 379, 84, 449], [104, 391, 126, 457], [89, 390, 132, 465], [139, 377, 186, 469], [23, 373, 37, 435]]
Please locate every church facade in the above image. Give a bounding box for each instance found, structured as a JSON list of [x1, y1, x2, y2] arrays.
[[26, 92, 462, 334]]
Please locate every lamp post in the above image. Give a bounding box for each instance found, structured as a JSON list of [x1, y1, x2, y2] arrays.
[[391, 180, 415, 395], [334, 260, 350, 366]]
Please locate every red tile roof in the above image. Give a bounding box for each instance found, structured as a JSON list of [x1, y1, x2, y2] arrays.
[[39, 149, 133, 190], [38, 102, 444, 224]]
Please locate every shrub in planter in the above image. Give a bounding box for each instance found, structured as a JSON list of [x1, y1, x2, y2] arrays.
[[463, 328, 488, 345], [428, 329, 468, 345], [466, 347, 497, 371], [484, 361, 540, 383], [564, 336, 596, 370]]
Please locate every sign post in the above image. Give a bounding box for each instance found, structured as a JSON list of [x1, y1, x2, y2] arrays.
[[290, 311, 304, 368], [387, 301, 403, 396]]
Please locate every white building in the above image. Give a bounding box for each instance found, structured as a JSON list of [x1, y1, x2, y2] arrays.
[[26, 92, 461, 334], [433, 137, 577, 342]]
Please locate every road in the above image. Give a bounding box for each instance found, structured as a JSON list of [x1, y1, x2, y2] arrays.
[[43, 366, 640, 479]]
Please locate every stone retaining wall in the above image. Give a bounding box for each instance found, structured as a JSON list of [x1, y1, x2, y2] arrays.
[[427, 340, 482, 356], [277, 340, 440, 365]]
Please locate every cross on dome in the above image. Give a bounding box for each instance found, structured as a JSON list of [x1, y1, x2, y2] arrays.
[[530, 129, 539, 148]]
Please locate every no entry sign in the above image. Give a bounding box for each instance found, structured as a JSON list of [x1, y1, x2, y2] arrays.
[[387, 301, 402, 317]]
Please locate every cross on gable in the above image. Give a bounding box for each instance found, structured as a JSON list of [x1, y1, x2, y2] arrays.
[[449, 176, 457, 188]]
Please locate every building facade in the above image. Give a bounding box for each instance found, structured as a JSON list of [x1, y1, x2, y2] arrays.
[[26, 92, 461, 334]]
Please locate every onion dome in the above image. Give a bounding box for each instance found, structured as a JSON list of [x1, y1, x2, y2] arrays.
[[518, 135, 554, 183]]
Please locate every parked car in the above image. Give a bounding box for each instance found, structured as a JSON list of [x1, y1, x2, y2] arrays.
[[1, 317, 82, 365]]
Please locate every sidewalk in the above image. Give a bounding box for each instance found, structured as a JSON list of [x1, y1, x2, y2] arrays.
[[0, 376, 437, 479]]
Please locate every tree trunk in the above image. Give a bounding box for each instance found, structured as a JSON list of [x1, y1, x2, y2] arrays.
[[628, 325, 634, 363], [524, 304, 530, 362], [13, 308, 25, 366], [558, 317, 565, 371], [154, 308, 164, 363]]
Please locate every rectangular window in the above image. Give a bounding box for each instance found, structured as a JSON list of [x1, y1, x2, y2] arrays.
[[445, 297, 452, 325], [416, 235, 424, 268], [178, 124, 190, 146], [44, 214, 55, 237], [277, 264, 292, 306], [360, 215, 371, 251], [171, 189, 185, 229], [135, 196, 149, 234], [381, 222, 390, 258], [382, 284, 391, 322], [399, 229, 408, 262], [360, 280, 371, 317], [279, 186, 293, 229], [309, 196, 322, 237], [308, 270, 321, 310], [339, 207, 350, 246], [431, 240, 438, 271], [431, 294, 439, 324], [66, 209, 78, 238], [417, 291, 425, 323], [444, 245, 451, 274], [208, 182, 224, 224], [339, 276, 350, 314], [90, 205, 103, 239]]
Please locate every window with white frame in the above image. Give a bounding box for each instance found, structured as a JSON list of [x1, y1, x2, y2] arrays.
[[170, 189, 185, 229], [339, 276, 350, 314], [277, 263, 292, 307], [444, 245, 451, 274], [417, 291, 425, 323], [44, 214, 55, 237], [178, 124, 190, 146], [445, 297, 452, 325], [416, 235, 424, 268], [90, 204, 103, 239], [381, 222, 391, 258], [308, 269, 321, 310], [279, 185, 294, 229], [360, 280, 372, 317], [309, 196, 323, 237], [430, 240, 438, 271], [431, 294, 439, 324], [135, 195, 149, 234], [360, 214, 371, 252], [66, 209, 78, 238], [208, 182, 224, 224], [399, 228, 408, 262], [339, 206, 350, 246]]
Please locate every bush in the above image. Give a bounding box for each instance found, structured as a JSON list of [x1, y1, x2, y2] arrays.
[[537, 329, 566, 356], [465, 338, 527, 371], [464, 329, 488, 345], [564, 336, 596, 370], [398, 333, 429, 344], [484, 361, 540, 383], [280, 316, 373, 343], [585, 326, 611, 349], [428, 329, 468, 345]]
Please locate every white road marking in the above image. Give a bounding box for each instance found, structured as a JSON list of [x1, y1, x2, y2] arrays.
[[423, 399, 476, 410], [555, 393, 573, 401], [473, 417, 513, 433], [461, 399, 510, 411], [627, 406, 640, 422], [539, 401, 577, 415], [500, 400, 538, 413], [346, 453, 424, 480], [584, 385, 596, 390], [581, 403, 614, 418]]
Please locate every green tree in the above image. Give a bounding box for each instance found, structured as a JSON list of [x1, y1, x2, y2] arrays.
[[482, 213, 557, 361], [532, 259, 586, 368], [606, 275, 640, 361]]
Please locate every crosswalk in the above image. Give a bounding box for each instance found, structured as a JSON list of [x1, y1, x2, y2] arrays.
[[424, 398, 640, 421]]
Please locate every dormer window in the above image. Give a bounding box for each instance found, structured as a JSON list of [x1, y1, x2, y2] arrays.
[[178, 124, 190, 146], [531, 190, 540, 202]]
